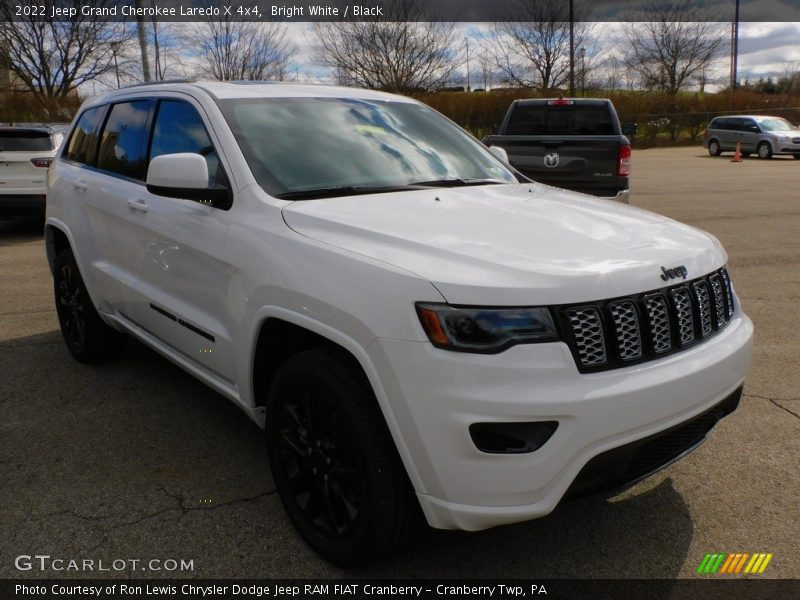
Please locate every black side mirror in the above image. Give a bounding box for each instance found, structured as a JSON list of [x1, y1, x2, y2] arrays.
[[621, 123, 638, 136]]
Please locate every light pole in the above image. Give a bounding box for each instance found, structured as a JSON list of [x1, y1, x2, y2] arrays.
[[579, 47, 586, 96], [465, 37, 471, 92], [731, 0, 740, 89], [110, 41, 120, 88], [569, 0, 575, 96]]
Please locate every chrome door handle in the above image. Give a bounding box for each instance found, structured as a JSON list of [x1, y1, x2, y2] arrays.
[[127, 198, 149, 213]]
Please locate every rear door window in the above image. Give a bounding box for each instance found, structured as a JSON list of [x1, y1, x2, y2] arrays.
[[726, 118, 743, 131], [506, 104, 614, 135], [65, 107, 107, 165], [0, 130, 53, 152], [96, 101, 152, 180]]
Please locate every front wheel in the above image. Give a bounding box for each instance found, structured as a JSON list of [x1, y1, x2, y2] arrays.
[[265, 349, 422, 566], [757, 141, 773, 159], [53, 249, 124, 363], [707, 139, 721, 156]]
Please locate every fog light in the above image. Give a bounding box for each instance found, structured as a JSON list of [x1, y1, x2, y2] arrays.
[[469, 421, 558, 454]]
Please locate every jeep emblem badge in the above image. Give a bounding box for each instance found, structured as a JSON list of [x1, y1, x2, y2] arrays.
[[660, 265, 688, 281], [543, 152, 560, 168]]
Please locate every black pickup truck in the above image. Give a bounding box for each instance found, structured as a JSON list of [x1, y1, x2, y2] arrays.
[[482, 98, 635, 202]]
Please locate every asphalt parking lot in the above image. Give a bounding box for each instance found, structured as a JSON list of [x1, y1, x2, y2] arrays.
[[1, 146, 798, 579]]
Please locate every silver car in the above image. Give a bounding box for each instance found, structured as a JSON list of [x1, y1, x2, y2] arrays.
[[703, 115, 800, 159]]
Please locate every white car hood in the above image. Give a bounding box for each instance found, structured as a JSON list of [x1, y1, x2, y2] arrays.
[[282, 183, 726, 305]]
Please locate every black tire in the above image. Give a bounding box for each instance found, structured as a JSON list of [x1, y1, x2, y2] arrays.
[[265, 349, 422, 566], [793, 154, 800, 160], [757, 141, 773, 159], [53, 249, 124, 363], [707, 139, 721, 156]]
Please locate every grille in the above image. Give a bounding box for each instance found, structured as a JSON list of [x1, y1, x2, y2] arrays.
[[567, 307, 607, 366], [709, 274, 726, 329], [645, 294, 672, 353], [692, 281, 713, 337], [671, 287, 695, 345], [562, 268, 735, 372], [610, 302, 643, 361], [720, 268, 734, 317]]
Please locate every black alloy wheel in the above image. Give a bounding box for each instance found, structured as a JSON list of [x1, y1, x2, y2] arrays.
[[276, 383, 362, 540], [53, 249, 124, 363], [265, 349, 422, 565]]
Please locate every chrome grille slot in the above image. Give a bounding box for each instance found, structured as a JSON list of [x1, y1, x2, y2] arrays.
[[708, 274, 726, 328], [645, 294, 672, 353], [610, 302, 642, 361], [720, 268, 734, 318], [692, 281, 713, 337], [670, 287, 695, 345], [568, 307, 607, 366]]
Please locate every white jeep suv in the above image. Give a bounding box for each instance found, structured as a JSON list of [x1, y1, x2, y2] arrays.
[[46, 82, 753, 565], [1, 125, 65, 216]]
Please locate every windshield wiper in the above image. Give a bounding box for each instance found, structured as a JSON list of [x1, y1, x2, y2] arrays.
[[407, 178, 508, 188], [275, 184, 428, 200]]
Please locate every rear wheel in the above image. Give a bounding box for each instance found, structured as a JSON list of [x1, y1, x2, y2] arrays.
[[265, 349, 422, 566], [757, 141, 773, 159], [793, 154, 800, 160], [707, 139, 721, 156], [53, 249, 124, 363]]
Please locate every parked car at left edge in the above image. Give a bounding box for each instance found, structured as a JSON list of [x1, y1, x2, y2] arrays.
[[0, 124, 66, 217]]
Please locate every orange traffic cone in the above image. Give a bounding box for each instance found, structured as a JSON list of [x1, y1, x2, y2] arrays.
[[731, 142, 743, 162]]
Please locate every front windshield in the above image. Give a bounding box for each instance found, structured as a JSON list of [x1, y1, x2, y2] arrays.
[[218, 97, 517, 197], [757, 117, 795, 132]]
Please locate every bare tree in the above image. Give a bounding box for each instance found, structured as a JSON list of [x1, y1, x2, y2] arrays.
[[622, 0, 726, 94], [0, 1, 127, 104], [190, 1, 295, 81], [488, 0, 595, 91], [312, 0, 460, 93]]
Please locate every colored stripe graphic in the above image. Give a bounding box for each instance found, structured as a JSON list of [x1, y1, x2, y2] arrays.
[[734, 553, 749, 573], [697, 554, 712, 574], [758, 554, 773, 573], [719, 554, 735, 573], [697, 552, 772, 574]]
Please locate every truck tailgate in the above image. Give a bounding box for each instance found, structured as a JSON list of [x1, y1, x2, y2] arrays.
[[487, 135, 623, 195]]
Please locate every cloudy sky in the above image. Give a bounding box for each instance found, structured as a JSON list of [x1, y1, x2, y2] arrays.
[[86, 20, 800, 95], [287, 21, 800, 87]]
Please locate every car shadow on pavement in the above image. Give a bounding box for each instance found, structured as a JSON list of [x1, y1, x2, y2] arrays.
[[0, 330, 693, 579], [0, 216, 44, 245]]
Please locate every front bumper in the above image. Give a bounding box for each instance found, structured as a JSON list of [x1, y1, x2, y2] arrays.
[[370, 311, 753, 531]]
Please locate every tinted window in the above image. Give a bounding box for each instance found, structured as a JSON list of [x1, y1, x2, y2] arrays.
[[0, 130, 53, 152], [506, 104, 614, 135], [726, 118, 743, 131], [97, 101, 151, 180], [741, 119, 759, 132], [149, 101, 220, 186], [709, 118, 725, 130], [65, 107, 106, 164]]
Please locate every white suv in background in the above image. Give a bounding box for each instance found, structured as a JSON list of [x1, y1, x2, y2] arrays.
[[0, 125, 65, 216], [46, 82, 753, 565]]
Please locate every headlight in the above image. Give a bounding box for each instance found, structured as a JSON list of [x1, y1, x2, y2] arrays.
[[415, 303, 558, 353]]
